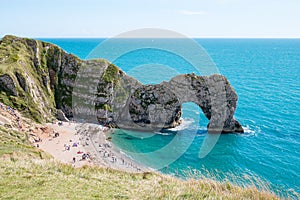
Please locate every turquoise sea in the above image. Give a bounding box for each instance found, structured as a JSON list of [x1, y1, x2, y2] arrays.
[[42, 38, 300, 197]]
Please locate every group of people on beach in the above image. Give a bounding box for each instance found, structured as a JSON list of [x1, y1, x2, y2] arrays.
[[0, 102, 143, 171], [61, 136, 92, 165], [98, 144, 141, 171], [76, 125, 142, 172], [96, 140, 141, 171]]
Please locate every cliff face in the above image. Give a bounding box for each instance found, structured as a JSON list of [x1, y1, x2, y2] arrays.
[[0, 35, 243, 133], [0, 35, 80, 122]]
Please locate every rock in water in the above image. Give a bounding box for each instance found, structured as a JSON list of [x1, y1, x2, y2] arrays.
[[0, 35, 243, 133]]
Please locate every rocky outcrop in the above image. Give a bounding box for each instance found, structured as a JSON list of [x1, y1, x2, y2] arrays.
[[0, 35, 243, 133], [15, 72, 28, 92]]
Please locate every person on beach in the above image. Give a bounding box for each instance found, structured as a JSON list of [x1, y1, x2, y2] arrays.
[[72, 142, 78, 147], [54, 132, 59, 138], [73, 157, 76, 163]]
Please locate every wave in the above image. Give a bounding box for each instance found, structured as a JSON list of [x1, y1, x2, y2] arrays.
[[154, 131, 174, 136], [242, 124, 261, 136], [168, 118, 195, 131], [119, 150, 133, 158]]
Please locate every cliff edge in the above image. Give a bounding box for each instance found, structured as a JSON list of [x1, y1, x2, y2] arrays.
[[0, 35, 243, 133]]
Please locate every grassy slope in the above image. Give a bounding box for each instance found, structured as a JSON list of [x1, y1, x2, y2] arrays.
[[0, 123, 279, 199], [0, 35, 57, 123], [0, 158, 279, 200]]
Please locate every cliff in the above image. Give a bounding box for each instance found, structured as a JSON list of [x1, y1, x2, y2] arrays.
[[0, 35, 243, 133], [0, 35, 79, 122]]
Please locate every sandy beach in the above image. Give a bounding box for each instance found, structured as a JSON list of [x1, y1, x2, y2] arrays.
[[0, 102, 149, 172], [36, 121, 150, 172]]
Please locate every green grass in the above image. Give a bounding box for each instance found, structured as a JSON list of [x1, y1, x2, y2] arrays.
[[0, 126, 48, 158], [0, 158, 280, 200], [95, 103, 112, 112], [0, 93, 44, 123], [102, 64, 120, 83]]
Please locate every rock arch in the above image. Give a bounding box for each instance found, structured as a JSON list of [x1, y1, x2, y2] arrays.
[[127, 74, 243, 133]]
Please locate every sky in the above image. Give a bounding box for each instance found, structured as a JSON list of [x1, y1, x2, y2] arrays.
[[1, 0, 300, 38]]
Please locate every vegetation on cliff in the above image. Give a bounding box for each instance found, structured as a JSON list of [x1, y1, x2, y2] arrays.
[[0, 35, 61, 122], [102, 63, 120, 83], [0, 35, 131, 126], [0, 35, 109, 123]]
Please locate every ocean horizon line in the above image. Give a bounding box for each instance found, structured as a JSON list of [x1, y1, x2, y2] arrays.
[[37, 37, 300, 40], [2, 35, 300, 40]]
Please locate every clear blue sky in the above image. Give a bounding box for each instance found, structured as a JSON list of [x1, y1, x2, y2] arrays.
[[1, 0, 300, 38]]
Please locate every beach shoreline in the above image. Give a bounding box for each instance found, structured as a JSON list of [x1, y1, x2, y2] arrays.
[[35, 121, 151, 173], [0, 101, 151, 172]]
